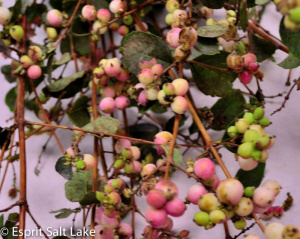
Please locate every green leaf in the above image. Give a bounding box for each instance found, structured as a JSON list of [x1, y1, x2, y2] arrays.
[[211, 91, 246, 130], [50, 0, 63, 10], [120, 31, 172, 75], [67, 96, 91, 127], [164, 115, 187, 133], [55, 157, 73, 180], [26, 3, 46, 21], [1, 65, 17, 83], [0, 214, 4, 227], [247, 0, 256, 8], [278, 53, 300, 69], [54, 53, 71, 66], [71, 17, 90, 55], [201, 0, 225, 9], [193, 37, 219, 55], [190, 51, 238, 97], [82, 116, 121, 134], [89, 0, 109, 9], [150, 101, 168, 113], [129, 123, 160, 141], [63, 0, 80, 17], [280, 18, 300, 58], [239, 1, 248, 32], [25, 99, 40, 116], [235, 163, 265, 187], [79, 192, 99, 205], [255, 0, 270, 4], [162, 146, 183, 167], [5, 87, 17, 112], [65, 169, 94, 202], [10, 0, 22, 22], [250, 33, 277, 62], [197, 25, 227, 38], [5, 213, 19, 228], [50, 208, 80, 219], [42, 70, 86, 99], [60, 37, 71, 54]]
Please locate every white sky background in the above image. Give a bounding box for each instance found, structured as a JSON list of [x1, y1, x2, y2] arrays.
[[0, 0, 300, 238]]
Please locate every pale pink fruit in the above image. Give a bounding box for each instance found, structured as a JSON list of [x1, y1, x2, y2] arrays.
[[138, 90, 148, 105], [248, 62, 259, 73], [165, 198, 186, 217], [139, 58, 157, 70], [145, 208, 168, 228], [81, 5, 96, 21], [114, 139, 132, 154], [92, 20, 108, 35], [162, 217, 173, 231], [166, 28, 181, 48], [261, 180, 281, 196], [46, 9, 63, 27], [97, 8, 111, 22], [118, 25, 129, 36], [237, 156, 258, 171], [107, 191, 122, 204], [171, 96, 187, 114], [209, 174, 220, 190], [234, 197, 254, 216], [20, 55, 33, 68], [115, 95, 130, 109], [163, 83, 176, 95], [134, 82, 146, 90], [151, 64, 164, 77], [109, 0, 127, 14], [116, 68, 130, 81], [83, 154, 96, 170], [129, 146, 141, 160], [141, 164, 157, 178], [27, 65, 42, 79], [253, 187, 275, 208], [143, 226, 159, 239], [117, 223, 133, 237], [172, 78, 189, 96], [187, 184, 208, 205], [243, 53, 257, 67], [146, 189, 167, 209], [0, 6, 11, 25], [239, 71, 253, 84], [101, 213, 119, 229], [138, 69, 155, 85], [132, 161, 142, 173], [99, 97, 116, 114], [95, 207, 105, 224], [194, 158, 215, 180], [94, 225, 114, 239], [146, 87, 159, 100], [104, 58, 121, 77], [216, 178, 244, 205], [109, 178, 126, 190], [102, 86, 116, 98], [173, 9, 188, 20], [155, 180, 178, 200], [66, 147, 75, 156], [155, 131, 173, 141], [154, 137, 167, 155]]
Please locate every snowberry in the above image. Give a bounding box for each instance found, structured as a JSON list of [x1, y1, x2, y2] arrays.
[[117, 223, 133, 237], [155, 131, 173, 142], [289, 7, 300, 23], [151, 64, 164, 77], [139, 58, 157, 70], [253, 107, 265, 119], [109, 0, 127, 14], [253, 186, 275, 208], [208, 174, 221, 190], [9, 25, 24, 42], [166, 0, 180, 13], [173, 9, 188, 20], [237, 156, 258, 171], [171, 96, 187, 114], [99, 97, 116, 114], [179, 27, 198, 49], [265, 222, 285, 239], [118, 25, 129, 36], [238, 142, 254, 159], [146, 87, 159, 100], [110, 178, 126, 190], [194, 158, 215, 180], [28, 46, 43, 62], [282, 224, 300, 239], [249, 124, 265, 136], [114, 159, 125, 169], [92, 20, 108, 35], [83, 154, 96, 171], [132, 161, 142, 173], [226, 53, 244, 71], [165, 198, 186, 217], [262, 180, 281, 196], [101, 213, 120, 229], [129, 146, 141, 160], [20, 55, 33, 68], [157, 90, 170, 105], [141, 164, 157, 178], [243, 112, 255, 124], [209, 209, 226, 224], [162, 217, 174, 231], [27, 65, 42, 80], [46, 27, 58, 42], [138, 69, 155, 85], [234, 197, 254, 216], [187, 184, 208, 205], [145, 208, 168, 228], [123, 15, 133, 25], [216, 178, 244, 205], [166, 28, 181, 48], [235, 118, 250, 133], [114, 139, 132, 154], [234, 217, 246, 230], [97, 9, 111, 22], [227, 126, 238, 138], [146, 189, 167, 209], [137, 90, 148, 105], [193, 211, 210, 226], [155, 180, 178, 200], [94, 225, 114, 239], [116, 68, 130, 81], [104, 58, 121, 77], [198, 193, 220, 212], [244, 129, 260, 142], [47, 9, 63, 27], [102, 86, 116, 98], [0, 6, 11, 25], [165, 13, 174, 25], [124, 162, 135, 174], [81, 5, 96, 21], [243, 53, 257, 67], [172, 78, 189, 96], [115, 95, 130, 109], [239, 71, 253, 84]]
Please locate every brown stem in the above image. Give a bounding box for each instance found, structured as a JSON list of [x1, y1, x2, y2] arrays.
[[108, 29, 116, 58], [252, 213, 265, 232], [69, 35, 79, 72], [164, 114, 180, 180], [27, 207, 50, 239], [0, 139, 9, 169], [0, 201, 21, 212], [224, 221, 231, 239], [122, 109, 129, 136], [0, 160, 9, 195], [187, 60, 230, 72], [286, 69, 292, 86], [132, 12, 147, 32]]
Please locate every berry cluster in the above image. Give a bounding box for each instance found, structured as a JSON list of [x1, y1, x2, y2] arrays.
[[64, 147, 96, 171], [274, 0, 300, 30], [227, 53, 263, 85], [227, 107, 274, 170]]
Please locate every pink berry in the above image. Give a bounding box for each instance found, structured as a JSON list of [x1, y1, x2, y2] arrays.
[[129, 146, 141, 160], [107, 191, 122, 204], [243, 53, 257, 68], [209, 174, 220, 190], [165, 198, 186, 217], [155, 180, 178, 200], [46, 9, 63, 27], [101, 213, 119, 229], [117, 223, 133, 237], [83, 154, 96, 171], [138, 69, 155, 85], [104, 58, 121, 77], [187, 184, 208, 205], [143, 226, 159, 239], [145, 208, 168, 228], [163, 83, 176, 95], [155, 131, 173, 141], [109, 0, 127, 14], [253, 186, 275, 208], [237, 156, 258, 171], [141, 164, 157, 178], [66, 147, 75, 156], [134, 83, 146, 90], [216, 178, 244, 205], [102, 86, 116, 98], [94, 225, 114, 239], [172, 78, 189, 96], [146, 189, 167, 209], [97, 8, 111, 22], [114, 139, 132, 154], [252, 203, 269, 214], [27, 65, 42, 79], [261, 180, 281, 196], [99, 97, 116, 114], [239, 71, 253, 84], [171, 96, 187, 114], [151, 64, 164, 77], [139, 58, 157, 70], [166, 28, 181, 48], [132, 161, 142, 173], [137, 90, 148, 105], [194, 158, 215, 180], [118, 25, 129, 36], [248, 62, 259, 73], [115, 95, 130, 109], [116, 68, 130, 81], [162, 217, 174, 231], [81, 5, 96, 21]]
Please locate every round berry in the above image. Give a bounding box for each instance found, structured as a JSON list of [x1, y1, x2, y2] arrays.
[[9, 25, 24, 42], [216, 178, 244, 205], [194, 158, 215, 180], [253, 186, 275, 208], [193, 211, 210, 226], [187, 184, 208, 205], [264, 222, 285, 239], [171, 96, 187, 114], [47, 9, 63, 27], [99, 97, 116, 114], [172, 78, 189, 96], [0, 6, 11, 25], [209, 209, 226, 224], [234, 197, 254, 216], [27, 65, 42, 79], [166, 28, 181, 48], [83, 154, 96, 171], [165, 198, 186, 217], [115, 95, 130, 109], [145, 208, 168, 228], [81, 5, 96, 21], [198, 193, 220, 212]]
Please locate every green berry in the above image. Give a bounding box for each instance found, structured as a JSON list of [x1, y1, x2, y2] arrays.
[[243, 112, 255, 124], [238, 142, 254, 159], [9, 25, 24, 42], [209, 210, 226, 224], [234, 217, 246, 230], [76, 160, 86, 170], [193, 211, 210, 226], [289, 7, 300, 24], [123, 15, 133, 25], [259, 117, 271, 127], [253, 107, 264, 120], [96, 191, 106, 202], [244, 186, 255, 197], [227, 126, 238, 138], [235, 119, 250, 133], [243, 129, 260, 143], [114, 159, 125, 169], [258, 150, 268, 163], [255, 135, 271, 149], [251, 149, 262, 161]]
